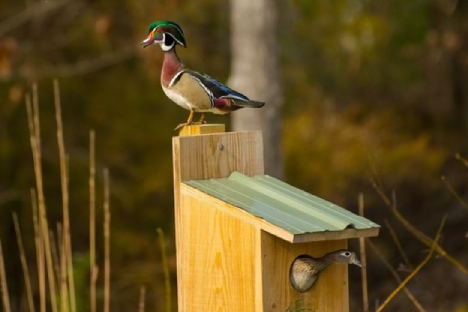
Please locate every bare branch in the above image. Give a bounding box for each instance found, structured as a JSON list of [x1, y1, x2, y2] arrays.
[[0, 0, 74, 37], [367, 240, 426, 312], [376, 216, 446, 311], [441, 175, 468, 212], [385, 220, 413, 270], [371, 180, 468, 275], [40, 46, 137, 78], [455, 153, 468, 167]]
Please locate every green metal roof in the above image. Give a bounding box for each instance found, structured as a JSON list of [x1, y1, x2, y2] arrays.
[[184, 171, 379, 236]]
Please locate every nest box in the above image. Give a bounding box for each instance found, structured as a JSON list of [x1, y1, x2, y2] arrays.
[[172, 125, 380, 312]]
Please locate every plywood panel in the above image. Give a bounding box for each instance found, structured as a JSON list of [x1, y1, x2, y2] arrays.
[[176, 192, 258, 311], [173, 131, 265, 311], [181, 184, 294, 242], [260, 231, 350, 312]]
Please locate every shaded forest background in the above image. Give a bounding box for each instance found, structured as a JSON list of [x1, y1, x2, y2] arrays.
[[1, 0, 468, 311]]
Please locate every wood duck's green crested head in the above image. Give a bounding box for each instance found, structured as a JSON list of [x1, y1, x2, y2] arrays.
[[141, 21, 186, 51]]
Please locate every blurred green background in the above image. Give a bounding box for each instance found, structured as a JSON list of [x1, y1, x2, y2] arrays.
[[1, 0, 467, 311]]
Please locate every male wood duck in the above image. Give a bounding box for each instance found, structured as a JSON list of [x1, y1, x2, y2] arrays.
[[289, 249, 362, 293], [141, 20, 265, 130]]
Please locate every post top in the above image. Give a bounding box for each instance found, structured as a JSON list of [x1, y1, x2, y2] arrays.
[[179, 124, 225, 136]]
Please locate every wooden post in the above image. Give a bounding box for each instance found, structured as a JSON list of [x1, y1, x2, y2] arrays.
[[172, 124, 355, 311], [173, 124, 264, 311]]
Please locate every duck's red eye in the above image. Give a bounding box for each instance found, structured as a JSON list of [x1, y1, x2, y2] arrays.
[[156, 27, 163, 33]]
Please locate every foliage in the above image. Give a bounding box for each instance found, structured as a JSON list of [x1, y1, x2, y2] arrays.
[[284, 104, 447, 205], [0, 0, 467, 311]]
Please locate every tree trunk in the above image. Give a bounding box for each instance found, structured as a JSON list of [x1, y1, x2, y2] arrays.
[[228, 0, 284, 179]]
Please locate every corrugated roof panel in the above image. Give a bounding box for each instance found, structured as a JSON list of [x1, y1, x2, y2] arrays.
[[196, 179, 305, 233], [210, 179, 327, 232], [238, 173, 376, 229], [184, 172, 380, 235]]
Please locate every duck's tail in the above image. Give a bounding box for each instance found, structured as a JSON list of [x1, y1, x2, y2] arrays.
[[233, 99, 265, 108]]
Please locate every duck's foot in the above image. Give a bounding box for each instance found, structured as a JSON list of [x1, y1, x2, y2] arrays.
[[174, 121, 195, 131], [175, 110, 196, 131], [193, 120, 208, 125], [197, 114, 206, 125]]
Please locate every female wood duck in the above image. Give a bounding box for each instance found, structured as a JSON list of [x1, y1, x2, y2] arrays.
[[141, 20, 265, 130], [289, 249, 362, 293]]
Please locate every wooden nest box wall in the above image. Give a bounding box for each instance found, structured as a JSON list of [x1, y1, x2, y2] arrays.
[[172, 125, 380, 312]]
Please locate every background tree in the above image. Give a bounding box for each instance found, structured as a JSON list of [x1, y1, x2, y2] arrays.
[[228, 0, 284, 179], [0, 0, 468, 311]]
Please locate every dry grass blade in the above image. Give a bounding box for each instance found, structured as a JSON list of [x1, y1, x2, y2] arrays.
[[358, 193, 369, 312], [57, 224, 63, 265], [384, 220, 413, 270], [0, 239, 11, 312], [455, 153, 468, 167], [31, 188, 46, 312], [60, 227, 69, 312], [367, 240, 425, 312], [138, 286, 146, 312], [375, 216, 446, 312], [32, 83, 40, 148], [371, 180, 468, 275], [50, 228, 61, 287], [441, 176, 468, 212], [53, 79, 76, 312], [26, 87, 59, 312], [392, 207, 467, 274], [13, 213, 35, 312], [103, 168, 111, 312], [157, 228, 171, 312], [64, 222, 75, 312], [89, 130, 96, 312]]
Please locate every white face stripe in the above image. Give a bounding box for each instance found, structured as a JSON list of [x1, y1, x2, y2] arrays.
[[168, 23, 184, 40], [160, 34, 175, 52], [154, 26, 185, 47], [169, 70, 185, 88], [166, 32, 185, 47]]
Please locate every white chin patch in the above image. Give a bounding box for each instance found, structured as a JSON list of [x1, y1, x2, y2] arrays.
[[159, 33, 175, 51], [160, 42, 174, 52]]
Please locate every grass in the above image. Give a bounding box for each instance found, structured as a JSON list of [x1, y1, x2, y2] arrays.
[[4, 80, 466, 311], [13, 212, 34, 312], [0, 81, 172, 312], [0, 239, 11, 312]]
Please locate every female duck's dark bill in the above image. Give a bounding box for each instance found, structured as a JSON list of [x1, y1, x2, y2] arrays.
[[353, 259, 363, 267]]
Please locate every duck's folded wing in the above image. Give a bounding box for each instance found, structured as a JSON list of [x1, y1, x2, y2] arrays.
[[186, 71, 247, 99], [186, 70, 265, 108]]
